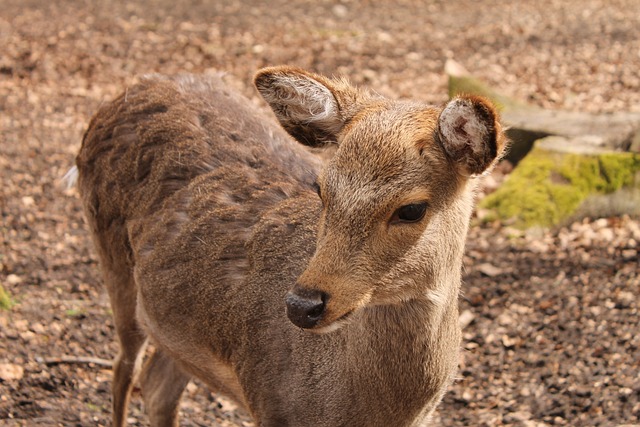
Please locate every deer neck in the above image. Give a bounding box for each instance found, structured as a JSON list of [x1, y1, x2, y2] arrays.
[[353, 273, 461, 351], [340, 284, 461, 422]]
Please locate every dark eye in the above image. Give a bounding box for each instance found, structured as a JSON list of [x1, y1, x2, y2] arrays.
[[312, 181, 322, 198], [392, 202, 428, 223]]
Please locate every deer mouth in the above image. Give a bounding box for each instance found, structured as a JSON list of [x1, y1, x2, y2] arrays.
[[336, 309, 354, 322], [308, 308, 355, 334]]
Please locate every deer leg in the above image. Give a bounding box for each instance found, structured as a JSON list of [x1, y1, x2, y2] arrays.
[[139, 348, 191, 427], [102, 264, 148, 427]]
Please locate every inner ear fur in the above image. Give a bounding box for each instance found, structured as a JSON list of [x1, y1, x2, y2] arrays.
[[254, 66, 379, 148], [436, 95, 506, 176], [254, 67, 345, 147]]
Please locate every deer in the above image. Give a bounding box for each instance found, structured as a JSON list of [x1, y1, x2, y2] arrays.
[[72, 66, 506, 427]]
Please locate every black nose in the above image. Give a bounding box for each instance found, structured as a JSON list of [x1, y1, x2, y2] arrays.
[[285, 287, 328, 329]]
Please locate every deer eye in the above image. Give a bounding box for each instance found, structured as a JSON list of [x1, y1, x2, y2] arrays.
[[391, 202, 428, 224], [312, 181, 322, 198]]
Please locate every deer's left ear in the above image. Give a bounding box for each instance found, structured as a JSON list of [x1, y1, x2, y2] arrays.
[[436, 95, 507, 176]]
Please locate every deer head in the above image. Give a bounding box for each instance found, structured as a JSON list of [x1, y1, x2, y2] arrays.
[[255, 66, 506, 332]]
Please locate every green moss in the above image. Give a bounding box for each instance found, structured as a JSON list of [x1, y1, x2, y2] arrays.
[[65, 308, 86, 318], [0, 284, 13, 310], [86, 403, 103, 412], [448, 74, 524, 112], [481, 148, 640, 228]]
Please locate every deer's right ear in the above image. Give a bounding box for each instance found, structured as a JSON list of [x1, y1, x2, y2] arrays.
[[254, 67, 346, 147]]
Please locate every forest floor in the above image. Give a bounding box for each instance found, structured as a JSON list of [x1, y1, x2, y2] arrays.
[[1, 0, 639, 425]]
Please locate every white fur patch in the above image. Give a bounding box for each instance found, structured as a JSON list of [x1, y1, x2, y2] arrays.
[[425, 287, 448, 309], [439, 100, 488, 155], [312, 318, 349, 334], [62, 165, 79, 189]]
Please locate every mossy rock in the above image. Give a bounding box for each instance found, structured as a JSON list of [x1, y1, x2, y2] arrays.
[[446, 60, 640, 226], [0, 284, 13, 310], [480, 142, 640, 228]]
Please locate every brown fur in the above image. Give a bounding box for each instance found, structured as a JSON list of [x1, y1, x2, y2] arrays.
[[76, 67, 506, 427]]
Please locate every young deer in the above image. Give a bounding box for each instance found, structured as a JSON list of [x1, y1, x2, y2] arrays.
[[74, 67, 506, 426]]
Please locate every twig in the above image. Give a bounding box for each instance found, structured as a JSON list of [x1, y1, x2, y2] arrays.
[[39, 355, 113, 368]]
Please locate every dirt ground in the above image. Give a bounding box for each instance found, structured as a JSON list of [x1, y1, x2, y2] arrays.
[[1, 0, 639, 426]]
